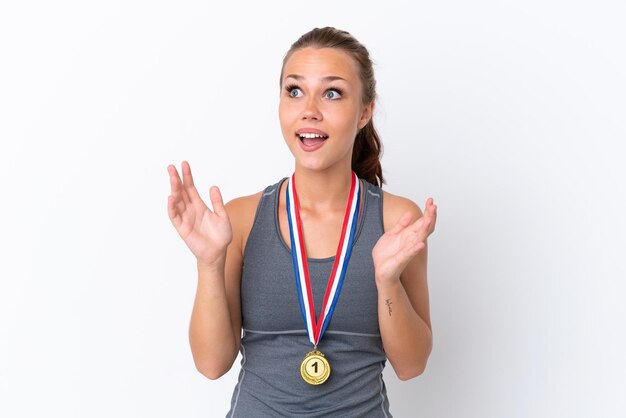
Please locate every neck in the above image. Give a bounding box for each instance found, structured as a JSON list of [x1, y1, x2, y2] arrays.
[[292, 163, 354, 212]]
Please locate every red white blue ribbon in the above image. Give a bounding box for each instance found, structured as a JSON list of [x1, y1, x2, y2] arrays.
[[286, 172, 361, 346]]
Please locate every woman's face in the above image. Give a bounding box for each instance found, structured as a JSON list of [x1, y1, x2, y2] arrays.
[[279, 47, 373, 172]]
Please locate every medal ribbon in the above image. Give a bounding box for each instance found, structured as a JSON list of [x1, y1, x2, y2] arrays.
[[286, 172, 361, 346]]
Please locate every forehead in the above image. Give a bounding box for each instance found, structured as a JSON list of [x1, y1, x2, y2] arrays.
[[282, 47, 360, 83]]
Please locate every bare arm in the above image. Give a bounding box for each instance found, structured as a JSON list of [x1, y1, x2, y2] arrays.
[[373, 193, 437, 380], [167, 161, 245, 379], [189, 242, 242, 379]]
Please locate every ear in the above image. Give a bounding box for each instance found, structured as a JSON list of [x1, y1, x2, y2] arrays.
[[357, 100, 375, 130]]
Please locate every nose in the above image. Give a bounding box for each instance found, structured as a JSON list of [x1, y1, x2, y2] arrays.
[[301, 96, 322, 121]]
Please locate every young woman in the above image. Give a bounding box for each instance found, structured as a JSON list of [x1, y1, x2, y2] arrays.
[[167, 27, 437, 417]]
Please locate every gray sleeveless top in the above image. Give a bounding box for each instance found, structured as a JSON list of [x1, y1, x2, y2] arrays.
[[227, 177, 392, 418]]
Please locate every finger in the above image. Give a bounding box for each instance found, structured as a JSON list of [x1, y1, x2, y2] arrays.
[[390, 211, 412, 233], [167, 173, 189, 208], [167, 164, 182, 194], [408, 214, 433, 241], [404, 239, 425, 255], [412, 241, 426, 255], [424, 199, 437, 233], [167, 193, 189, 230], [173, 163, 191, 206], [182, 160, 195, 187], [181, 160, 202, 202], [167, 165, 191, 207], [167, 166, 190, 220], [209, 186, 227, 216], [416, 199, 437, 233], [430, 203, 437, 232], [167, 195, 182, 227], [426, 198, 436, 215]]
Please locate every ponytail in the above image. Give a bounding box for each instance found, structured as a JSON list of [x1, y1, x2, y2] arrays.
[[352, 120, 384, 187]]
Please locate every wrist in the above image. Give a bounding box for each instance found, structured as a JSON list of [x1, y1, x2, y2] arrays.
[[196, 257, 226, 275], [375, 274, 402, 291]]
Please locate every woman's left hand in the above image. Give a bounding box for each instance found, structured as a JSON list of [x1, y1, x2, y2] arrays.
[[372, 198, 437, 285]]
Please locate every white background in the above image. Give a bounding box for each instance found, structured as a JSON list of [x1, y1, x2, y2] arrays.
[[1, 1, 625, 417]]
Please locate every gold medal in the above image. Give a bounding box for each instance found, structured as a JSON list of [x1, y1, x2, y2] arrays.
[[300, 349, 331, 385]]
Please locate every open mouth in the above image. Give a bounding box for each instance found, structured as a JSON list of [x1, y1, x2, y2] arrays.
[[297, 132, 329, 147]]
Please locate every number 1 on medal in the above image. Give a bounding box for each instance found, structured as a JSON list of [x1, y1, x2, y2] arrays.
[[300, 350, 330, 384]]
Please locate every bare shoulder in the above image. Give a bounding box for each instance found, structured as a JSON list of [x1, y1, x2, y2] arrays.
[[381, 190, 424, 232], [224, 191, 263, 250], [224, 191, 263, 220]]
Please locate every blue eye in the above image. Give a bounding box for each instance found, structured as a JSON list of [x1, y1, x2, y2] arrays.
[[285, 84, 302, 98], [325, 89, 342, 100], [289, 88, 302, 98]]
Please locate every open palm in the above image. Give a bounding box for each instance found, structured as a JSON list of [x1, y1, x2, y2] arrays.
[[372, 198, 437, 284], [167, 161, 232, 266]]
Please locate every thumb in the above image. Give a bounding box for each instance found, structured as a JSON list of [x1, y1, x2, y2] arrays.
[[209, 186, 227, 216]]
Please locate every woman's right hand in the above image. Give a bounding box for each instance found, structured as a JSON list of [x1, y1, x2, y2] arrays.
[[167, 161, 233, 267]]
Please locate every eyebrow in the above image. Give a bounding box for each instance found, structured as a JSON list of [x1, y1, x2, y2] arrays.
[[284, 74, 347, 83]]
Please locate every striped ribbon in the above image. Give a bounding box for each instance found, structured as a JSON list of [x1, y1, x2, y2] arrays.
[[285, 172, 361, 346]]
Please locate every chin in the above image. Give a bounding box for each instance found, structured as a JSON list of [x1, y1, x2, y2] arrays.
[[294, 158, 330, 172], [296, 156, 352, 174]]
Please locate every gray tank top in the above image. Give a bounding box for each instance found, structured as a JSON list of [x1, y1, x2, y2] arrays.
[[227, 177, 392, 417]]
